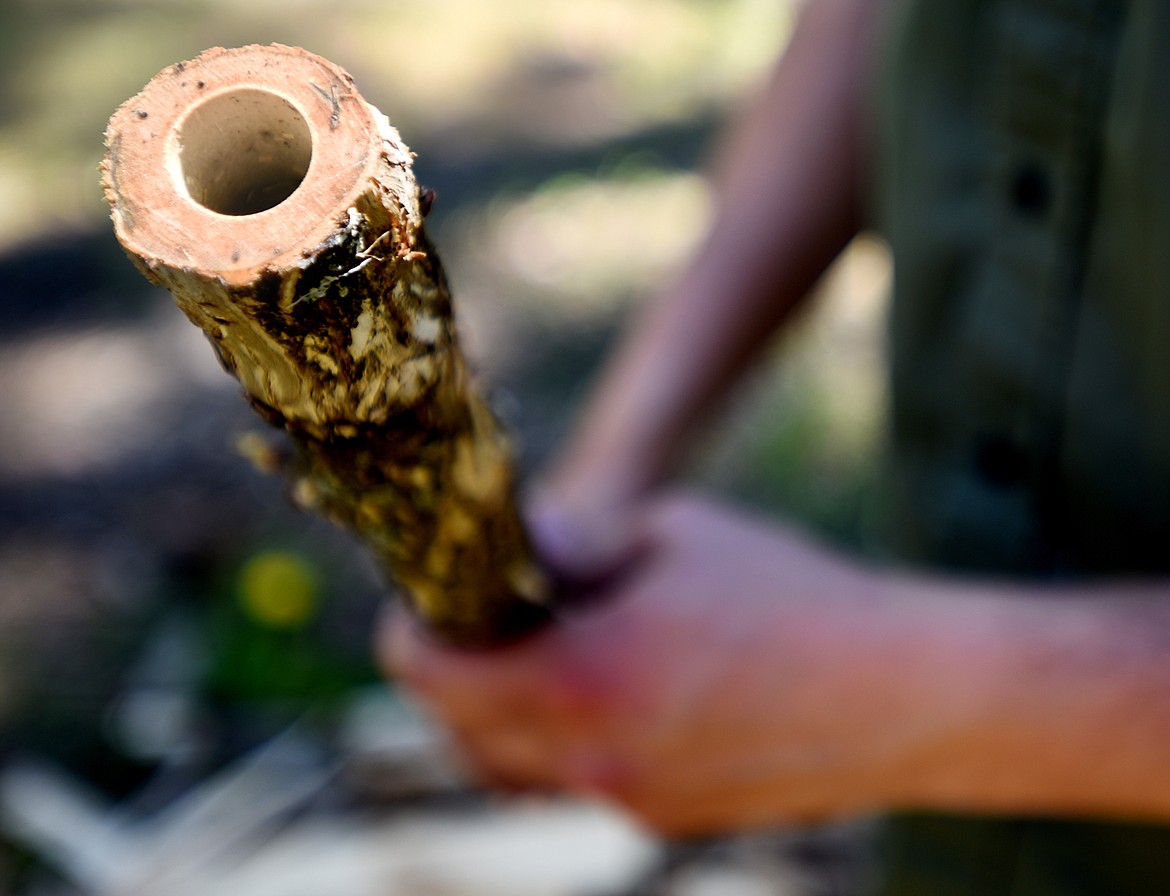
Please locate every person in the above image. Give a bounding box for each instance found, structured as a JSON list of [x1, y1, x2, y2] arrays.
[[382, 0, 1170, 892]]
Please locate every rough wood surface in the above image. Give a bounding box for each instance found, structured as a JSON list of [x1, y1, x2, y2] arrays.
[[102, 44, 550, 646]]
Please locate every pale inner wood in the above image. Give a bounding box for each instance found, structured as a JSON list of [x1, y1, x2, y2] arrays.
[[176, 88, 313, 216]]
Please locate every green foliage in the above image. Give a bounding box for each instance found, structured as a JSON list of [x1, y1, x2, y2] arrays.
[[204, 547, 378, 708]]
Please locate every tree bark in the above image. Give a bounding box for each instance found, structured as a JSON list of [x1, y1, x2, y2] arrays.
[[102, 44, 550, 647]]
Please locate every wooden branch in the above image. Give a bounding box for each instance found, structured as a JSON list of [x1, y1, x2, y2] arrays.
[[101, 44, 550, 647]]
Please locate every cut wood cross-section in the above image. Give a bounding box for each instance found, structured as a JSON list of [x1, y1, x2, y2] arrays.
[[102, 44, 551, 647]]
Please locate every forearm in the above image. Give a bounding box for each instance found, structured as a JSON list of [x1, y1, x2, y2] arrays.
[[547, 0, 885, 509], [871, 574, 1170, 820]]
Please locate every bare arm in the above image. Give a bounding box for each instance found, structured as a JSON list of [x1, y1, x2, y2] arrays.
[[385, 492, 1170, 834], [540, 0, 884, 516], [883, 568, 1170, 822]]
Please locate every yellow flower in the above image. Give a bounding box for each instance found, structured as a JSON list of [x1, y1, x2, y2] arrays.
[[238, 551, 319, 629]]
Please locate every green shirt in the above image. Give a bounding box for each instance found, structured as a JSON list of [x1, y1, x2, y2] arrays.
[[874, 0, 1170, 892]]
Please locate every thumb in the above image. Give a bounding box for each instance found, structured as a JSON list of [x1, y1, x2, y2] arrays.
[[525, 493, 643, 592]]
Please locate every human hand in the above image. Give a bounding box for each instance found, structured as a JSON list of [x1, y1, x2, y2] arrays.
[[380, 490, 951, 836]]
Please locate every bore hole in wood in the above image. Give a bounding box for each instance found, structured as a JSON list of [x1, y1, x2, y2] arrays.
[[177, 89, 313, 216]]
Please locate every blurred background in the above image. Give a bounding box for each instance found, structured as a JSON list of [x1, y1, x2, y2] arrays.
[[0, 0, 890, 892]]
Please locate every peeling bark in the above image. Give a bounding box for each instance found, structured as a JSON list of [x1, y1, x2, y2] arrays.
[[102, 44, 550, 646]]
